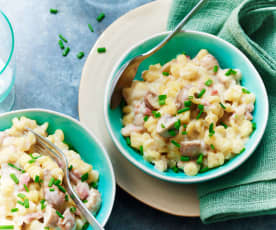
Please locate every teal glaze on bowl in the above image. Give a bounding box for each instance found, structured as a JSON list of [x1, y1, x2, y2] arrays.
[[0, 109, 116, 227], [104, 31, 269, 183]]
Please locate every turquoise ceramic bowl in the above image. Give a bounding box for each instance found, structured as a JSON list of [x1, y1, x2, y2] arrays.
[[104, 31, 269, 183], [0, 109, 116, 227]]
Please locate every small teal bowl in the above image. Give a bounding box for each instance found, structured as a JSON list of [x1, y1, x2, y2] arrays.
[[104, 31, 269, 183], [0, 109, 116, 227]]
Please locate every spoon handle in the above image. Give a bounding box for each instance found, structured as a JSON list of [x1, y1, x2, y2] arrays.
[[144, 0, 207, 57]]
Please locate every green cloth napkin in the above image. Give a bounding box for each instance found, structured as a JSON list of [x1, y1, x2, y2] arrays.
[[167, 0, 276, 224]]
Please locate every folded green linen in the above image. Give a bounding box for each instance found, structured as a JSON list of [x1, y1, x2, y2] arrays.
[[167, 0, 276, 223]]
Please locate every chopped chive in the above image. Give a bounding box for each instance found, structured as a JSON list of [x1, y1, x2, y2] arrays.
[[209, 123, 215, 137], [11, 208, 18, 212], [44, 227, 50, 230], [65, 194, 69, 201], [28, 159, 36, 164], [210, 144, 215, 150], [83, 199, 88, 203], [56, 210, 64, 219], [182, 131, 187, 135], [0, 226, 14, 229], [177, 107, 190, 114], [40, 200, 46, 210], [198, 104, 204, 111], [139, 145, 144, 155], [220, 122, 228, 129], [54, 179, 61, 186], [68, 165, 73, 171], [144, 115, 149, 122], [97, 13, 105, 22], [49, 188, 55, 192], [174, 119, 181, 129], [219, 102, 226, 109], [183, 124, 187, 128], [50, 9, 58, 14], [168, 129, 177, 137], [57, 184, 66, 193], [205, 79, 213, 86], [181, 156, 190, 161], [197, 88, 206, 98], [90, 182, 98, 188], [252, 122, 256, 131], [34, 175, 40, 183], [82, 222, 89, 230], [200, 167, 209, 173], [196, 154, 204, 164], [62, 47, 70, 57], [225, 68, 236, 76], [30, 154, 41, 160], [171, 140, 180, 148], [184, 100, 192, 107], [81, 172, 89, 182], [213, 65, 218, 73], [126, 136, 131, 145], [240, 148, 246, 154], [59, 34, 68, 43], [196, 110, 203, 120], [242, 88, 251, 94], [24, 199, 29, 208], [17, 193, 26, 199], [10, 174, 19, 184], [88, 24, 94, 32], [162, 71, 169, 76], [70, 207, 76, 213], [17, 200, 24, 206], [58, 40, 64, 50], [77, 52, 85, 59], [8, 163, 25, 173], [172, 166, 179, 173], [161, 123, 165, 128], [48, 177, 55, 187], [158, 95, 167, 105], [152, 111, 161, 118], [24, 184, 29, 192], [188, 96, 193, 100], [97, 47, 106, 53]]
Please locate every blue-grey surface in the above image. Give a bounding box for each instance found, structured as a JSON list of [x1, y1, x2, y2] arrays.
[[0, 0, 275, 229]]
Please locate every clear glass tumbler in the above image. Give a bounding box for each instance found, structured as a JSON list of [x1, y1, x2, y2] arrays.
[[0, 11, 15, 113]]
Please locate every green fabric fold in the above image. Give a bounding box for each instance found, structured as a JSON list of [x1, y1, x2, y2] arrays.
[[167, 0, 276, 224]]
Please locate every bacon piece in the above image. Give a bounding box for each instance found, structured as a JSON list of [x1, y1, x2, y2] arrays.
[[58, 208, 75, 230], [44, 186, 65, 210], [76, 182, 90, 200], [144, 92, 160, 110], [19, 173, 31, 191], [180, 140, 204, 157], [121, 124, 144, 136]]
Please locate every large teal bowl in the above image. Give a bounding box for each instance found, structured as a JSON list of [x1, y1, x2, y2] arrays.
[[104, 31, 269, 183], [0, 109, 116, 227]]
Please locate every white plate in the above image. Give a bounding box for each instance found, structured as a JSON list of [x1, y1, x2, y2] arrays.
[[79, 0, 199, 217]]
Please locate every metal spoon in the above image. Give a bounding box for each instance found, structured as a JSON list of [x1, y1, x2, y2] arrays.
[[110, 0, 207, 109]]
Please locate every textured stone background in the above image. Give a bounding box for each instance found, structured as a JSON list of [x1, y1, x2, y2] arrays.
[[1, 0, 275, 229]]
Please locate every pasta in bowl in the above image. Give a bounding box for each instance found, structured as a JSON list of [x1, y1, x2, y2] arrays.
[[0, 109, 115, 230], [121, 49, 255, 176], [105, 31, 268, 183]]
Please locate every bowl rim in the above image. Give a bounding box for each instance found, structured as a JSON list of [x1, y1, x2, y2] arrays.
[[104, 30, 269, 183], [0, 108, 116, 226]]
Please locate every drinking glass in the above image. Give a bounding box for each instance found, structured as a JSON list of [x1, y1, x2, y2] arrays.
[[0, 10, 15, 113]]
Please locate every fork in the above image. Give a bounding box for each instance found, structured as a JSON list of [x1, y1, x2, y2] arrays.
[[110, 0, 207, 109], [27, 128, 104, 230]]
